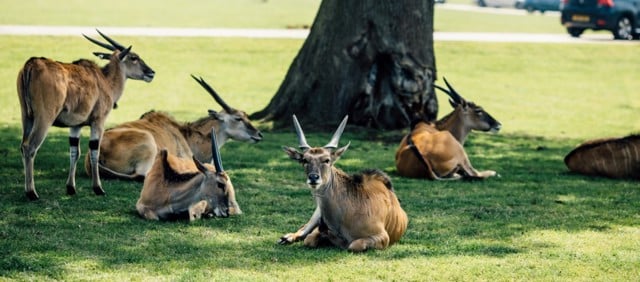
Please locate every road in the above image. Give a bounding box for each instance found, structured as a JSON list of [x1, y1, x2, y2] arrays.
[[0, 24, 625, 44]]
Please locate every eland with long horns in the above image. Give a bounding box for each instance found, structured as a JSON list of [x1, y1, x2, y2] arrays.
[[395, 77, 500, 180], [279, 115, 408, 252], [84, 74, 262, 181], [17, 29, 155, 200]]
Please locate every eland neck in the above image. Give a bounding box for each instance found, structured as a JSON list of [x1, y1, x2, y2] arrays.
[[436, 109, 470, 145]]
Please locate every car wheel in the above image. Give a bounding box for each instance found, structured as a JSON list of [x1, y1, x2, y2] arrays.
[[526, 6, 535, 13], [612, 16, 633, 40], [477, 0, 487, 7], [567, 27, 584, 38]]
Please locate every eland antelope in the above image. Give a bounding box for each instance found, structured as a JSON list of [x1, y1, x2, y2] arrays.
[[565, 134, 640, 179], [395, 78, 500, 180], [279, 115, 408, 252], [136, 128, 241, 221], [17, 29, 155, 200], [85, 75, 262, 181]]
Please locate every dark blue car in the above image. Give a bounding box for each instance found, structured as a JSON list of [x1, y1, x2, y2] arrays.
[[561, 0, 640, 40]]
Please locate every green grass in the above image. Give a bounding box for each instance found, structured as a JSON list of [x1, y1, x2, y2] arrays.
[[0, 0, 322, 29], [2, 36, 638, 139], [1, 128, 639, 280], [2, 2, 640, 281], [434, 8, 565, 33]]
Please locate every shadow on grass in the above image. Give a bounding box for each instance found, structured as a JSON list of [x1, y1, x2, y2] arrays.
[[0, 126, 638, 278]]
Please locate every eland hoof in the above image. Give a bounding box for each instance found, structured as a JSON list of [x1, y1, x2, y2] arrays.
[[66, 185, 77, 196], [26, 191, 39, 201], [93, 186, 106, 196]]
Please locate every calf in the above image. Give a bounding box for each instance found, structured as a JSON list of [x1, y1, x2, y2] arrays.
[[136, 129, 241, 221], [279, 115, 408, 252]]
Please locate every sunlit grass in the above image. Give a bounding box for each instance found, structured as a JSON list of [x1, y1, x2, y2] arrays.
[[2, 36, 638, 140], [434, 8, 564, 33], [0, 0, 322, 29]]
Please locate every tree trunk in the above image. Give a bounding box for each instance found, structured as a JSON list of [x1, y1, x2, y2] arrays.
[[251, 0, 438, 129]]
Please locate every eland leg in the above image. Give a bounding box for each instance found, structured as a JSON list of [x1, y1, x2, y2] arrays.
[[459, 160, 497, 179], [20, 117, 51, 201], [65, 127, 82, 195], [88, 124, 105, 195], [347, 232, 390, 252]]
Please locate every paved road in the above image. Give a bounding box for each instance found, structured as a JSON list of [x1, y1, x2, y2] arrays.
[[0, 24, 625, 44], [2, 3, 636, 43]]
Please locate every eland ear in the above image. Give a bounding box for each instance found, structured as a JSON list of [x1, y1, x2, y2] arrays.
[[117, 46, 132, 61], [193, 156, 208, 173], [208, 109, 222, 120], [448, 98, 457, 108], [93, 52, 111, 60], [283, 146, 303, 162], [332, 142, 350, 161]]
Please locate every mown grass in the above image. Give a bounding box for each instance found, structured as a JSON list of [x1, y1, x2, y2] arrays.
[[1, 2, 639, 281], [434, 8, 565, 33], [0, 0, 322, 29], [1, 36, 638, 139]]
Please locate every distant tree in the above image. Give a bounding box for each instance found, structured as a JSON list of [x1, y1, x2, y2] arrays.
[[251, 0, 438, 129]]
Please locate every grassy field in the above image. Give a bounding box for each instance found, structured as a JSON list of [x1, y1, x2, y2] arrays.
[[0, 0, 322, 29], [1, 1, 639, 281]]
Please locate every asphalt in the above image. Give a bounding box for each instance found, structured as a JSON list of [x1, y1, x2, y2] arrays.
[[0, 24, 625, 44]]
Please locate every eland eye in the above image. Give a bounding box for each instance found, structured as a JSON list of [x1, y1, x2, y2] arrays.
[[323, 159, 330, 164], [217, 181, 226, 190]]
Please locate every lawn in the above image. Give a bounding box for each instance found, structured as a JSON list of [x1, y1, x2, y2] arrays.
[[1, 1, 639, 281]]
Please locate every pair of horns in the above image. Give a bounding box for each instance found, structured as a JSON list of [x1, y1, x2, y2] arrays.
[[191, 75, 233, 113], [434, 77, 466, 105], [293, 115, 349, 150], [83, 29, 127, 51]]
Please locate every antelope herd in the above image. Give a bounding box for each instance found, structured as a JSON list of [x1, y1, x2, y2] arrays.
[[14, 30, 638, 252]]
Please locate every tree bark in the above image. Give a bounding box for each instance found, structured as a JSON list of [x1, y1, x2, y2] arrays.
[[251, 0, 438, 129]]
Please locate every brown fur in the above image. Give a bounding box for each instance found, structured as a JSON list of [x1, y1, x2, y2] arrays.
[[85, 108, 261, 180], [17, 33, 154, 200], [279, 116, 408, 252], [564, 135, 640, 179], [136, 149, 242, 221]]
